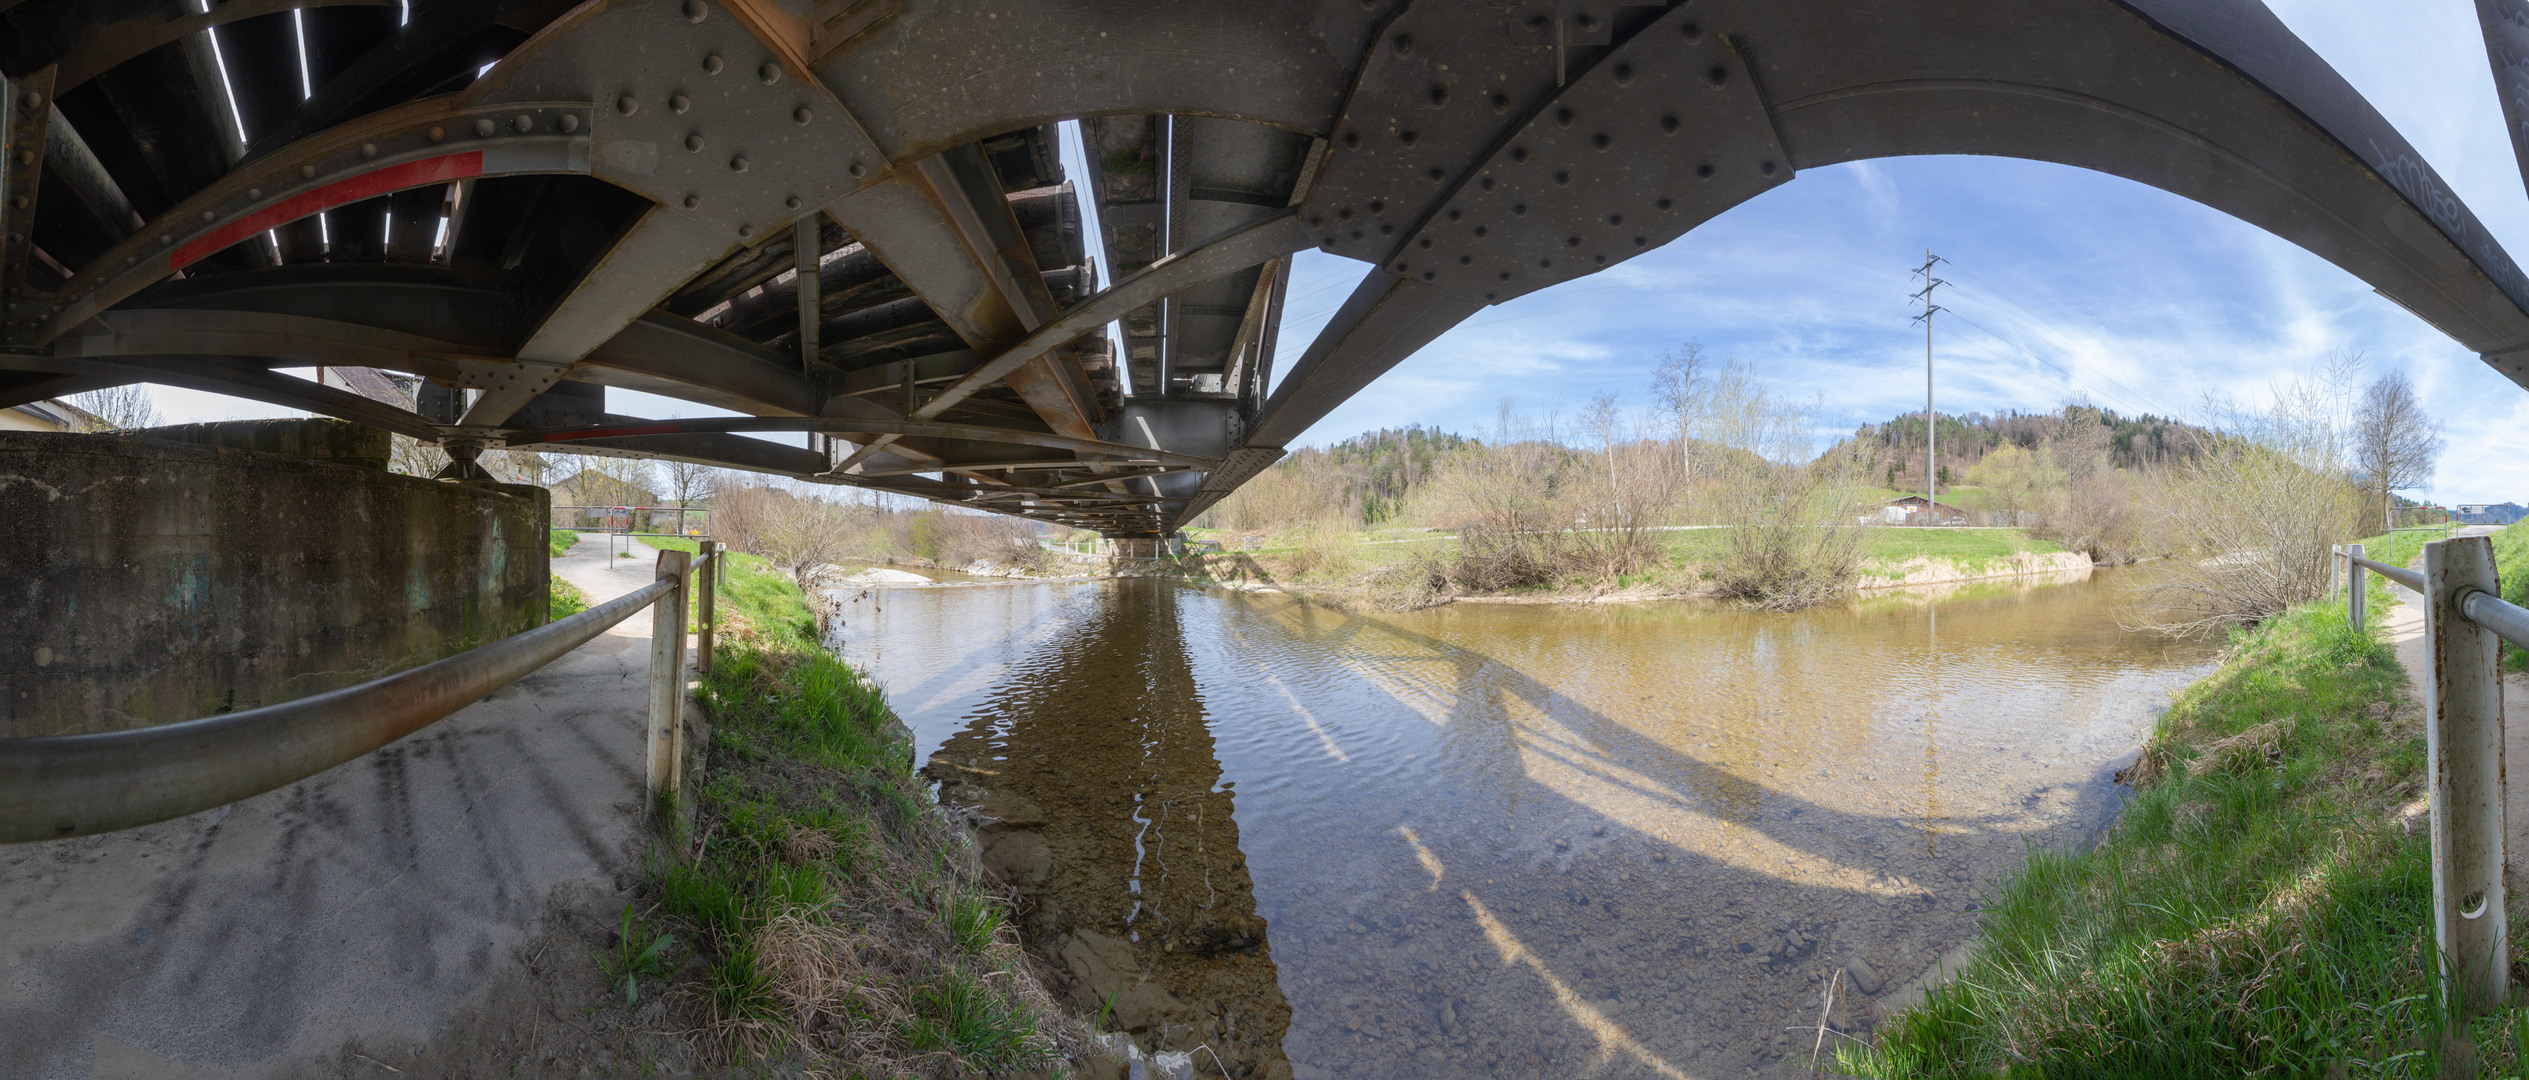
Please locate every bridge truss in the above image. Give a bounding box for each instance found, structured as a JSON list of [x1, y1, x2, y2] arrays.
[[6, 0, 2529, 537]]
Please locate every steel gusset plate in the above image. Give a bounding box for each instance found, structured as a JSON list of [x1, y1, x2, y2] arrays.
[[1302, 1, 1576, 266], [1388, 11, 1790, 303], [479, 0, 886, 243]]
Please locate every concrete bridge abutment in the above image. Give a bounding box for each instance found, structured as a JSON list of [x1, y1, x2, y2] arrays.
[[0, 421, 548, 738]]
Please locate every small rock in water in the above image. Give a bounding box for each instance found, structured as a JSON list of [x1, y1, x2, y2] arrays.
[[1553, 838, 1570, 851], [1592, 826, 1607, 838], [1845, 958, 1883, 995]]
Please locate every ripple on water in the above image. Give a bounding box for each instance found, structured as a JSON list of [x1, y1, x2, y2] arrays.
[[839, 570, 2217, 1079]]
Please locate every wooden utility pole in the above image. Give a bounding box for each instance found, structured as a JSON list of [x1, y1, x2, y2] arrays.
[[1911, 252, 1946, 520]]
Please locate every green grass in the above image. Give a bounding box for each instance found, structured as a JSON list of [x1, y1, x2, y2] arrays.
[[641, 545, 1077, 1071], [549, 575, 589, 620], [549, 528, 579, 558], [1841, 596, 2529, 1078], [2489, 521, 2529, 675]]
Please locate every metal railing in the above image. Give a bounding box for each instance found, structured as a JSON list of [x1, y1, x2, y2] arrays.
[[2335, 535, 2514, 1019], [0, 541, 725, 844]]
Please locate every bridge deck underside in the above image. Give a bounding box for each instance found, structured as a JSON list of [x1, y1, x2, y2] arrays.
[[0, 0, 2520, 536]]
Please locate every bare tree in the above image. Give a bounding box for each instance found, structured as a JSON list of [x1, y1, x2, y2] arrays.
[[658, 457, 713, 537], [69, 385, 161, 431], [1651, 342, 1707, 479], [2350, 367, 2443, 531]]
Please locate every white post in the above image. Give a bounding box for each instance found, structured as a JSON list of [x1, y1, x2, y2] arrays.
[[2424, 535, 2507, 1018], [647, 549, 691, 807], [2349, 543, 2366, 635]]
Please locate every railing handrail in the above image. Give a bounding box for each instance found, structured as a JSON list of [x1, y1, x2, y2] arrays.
[[2347, 552, 2425, 593], [0, 550, 718, 843]]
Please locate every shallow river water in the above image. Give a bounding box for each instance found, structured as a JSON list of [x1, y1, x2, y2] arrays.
[[830, 570, 2217, 1078]]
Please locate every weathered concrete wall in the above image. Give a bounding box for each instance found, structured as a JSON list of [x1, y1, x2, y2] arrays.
[[0, 427, 548, 737]]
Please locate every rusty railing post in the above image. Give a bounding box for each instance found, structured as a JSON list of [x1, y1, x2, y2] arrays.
[[696, 540, 719, 676], [2424, 535, 2507, 1017], [647, 548, 691, 807], [2349, 542, 2366, 634]]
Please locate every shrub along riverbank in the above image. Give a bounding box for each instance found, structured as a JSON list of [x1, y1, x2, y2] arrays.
[[1168, 526, 2071, 609], [1843, 562, 2529, 1076], [623, 542, 1106, 1073]]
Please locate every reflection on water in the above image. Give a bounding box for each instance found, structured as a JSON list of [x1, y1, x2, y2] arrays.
[[833, 571, 2217, 1078]]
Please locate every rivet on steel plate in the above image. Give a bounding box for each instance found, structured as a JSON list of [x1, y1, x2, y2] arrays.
[[1446, 208, 1462, 221], [1428, 167, 1446, 182], [428, 126, 445, 143], [1473, 225, 1488, 237], [1538, 258, 1552, 268], [360, 143, 379, 159], [671, 94, 691, 115], [1707, 66, 1729, 88], [1392, 34, 1414, 57], [1590, 133, 1609, 151], [760, 63, 782, 85], [1633, 234, 1648, 246], [1662, 116, 1680, 135], [786, 195, 802, 209], [794, 107, 813, 125], [200, 211, 215, 222], [560, 114, 579, 133], [1555, 108, 1574, 128], [1496, 270, 1509, 280], [1399, 130, 1418, 147], [618, 96, 639, 116], [1553, 169, 1571, 185], [1657, 196, 1674, 209], [249, 188, 262, 199], [1342, 131, 1361, 150], [738, 224, 753, 237], [683, 0, 707, 21], [1681, 22, 1703, 42], [1429, 86, 1449, 107], [513, 115, 533, 133], [475, 118, 496, 137], [684, 194, 701, 209], [1379, 224, 1394, 236], [1509, 147, 1527, 164], [848, 162, 865, 177], [300, 164, 317, 178], [1368, 200, 1384, 214], [1761, 161, 1778, 175], [729, 156, 748, 173], [158, 235, 172, 246], [21, 91, 40, 110], [1613, 64, 1635, 87], [1458, 255, 1471, 265], [1511, 203, 1526, 215], [1417, 237, 1432, 249], [1491, 92, 1511, 114], [704, 55, 725, 75], [1564, 236, 1580, 247], [1607, 213, 1624, 225], [686, 133, 705, 151]]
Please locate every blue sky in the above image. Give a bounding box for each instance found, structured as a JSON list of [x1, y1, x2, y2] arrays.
[[1270, 0, 2529, 505], [138, 0, 2529, 503]]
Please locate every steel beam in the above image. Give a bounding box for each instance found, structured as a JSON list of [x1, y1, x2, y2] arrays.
[[0, 353, 440, 438], [508, 414, 1215, 467], [459, 206, 737, 426]]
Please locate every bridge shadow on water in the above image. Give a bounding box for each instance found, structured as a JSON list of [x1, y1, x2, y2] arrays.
[[897, 575, 2185, 1080]]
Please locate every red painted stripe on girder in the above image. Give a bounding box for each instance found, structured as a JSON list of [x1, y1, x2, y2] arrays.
[[171, 152, 484, 270], [538, 424, 685, 442]]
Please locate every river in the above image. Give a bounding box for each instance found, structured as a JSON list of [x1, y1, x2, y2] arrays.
[[827, 569, 2218, 1079]]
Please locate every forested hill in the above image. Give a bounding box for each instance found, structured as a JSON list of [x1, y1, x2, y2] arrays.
[[1845, 405, 2210, 489]]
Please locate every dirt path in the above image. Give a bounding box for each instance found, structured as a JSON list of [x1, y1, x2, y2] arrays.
[[0, 532, 695, 1078]]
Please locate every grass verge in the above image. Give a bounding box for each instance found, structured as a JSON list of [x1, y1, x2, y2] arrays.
[[640, 545, 1100, 1073], [549, 575, 589, 620], [550, 528, 580, 558], [1840, 593, 2529, 1077]]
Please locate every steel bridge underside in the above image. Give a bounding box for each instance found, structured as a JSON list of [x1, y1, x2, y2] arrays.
[[6, 0, 2529, 537]]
